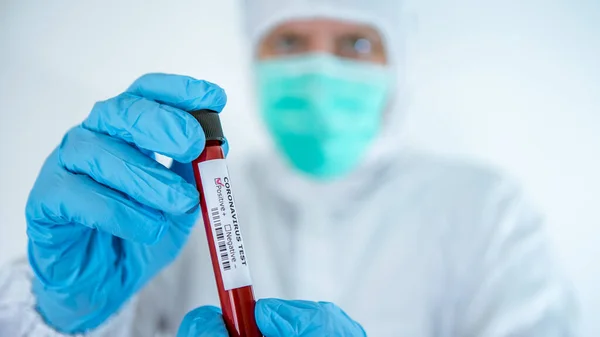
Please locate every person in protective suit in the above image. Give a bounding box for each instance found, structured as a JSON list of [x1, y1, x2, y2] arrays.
[[0, 0, 577, 336]]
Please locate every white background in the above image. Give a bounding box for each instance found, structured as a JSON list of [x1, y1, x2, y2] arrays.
[[1, 0, 598, 335]]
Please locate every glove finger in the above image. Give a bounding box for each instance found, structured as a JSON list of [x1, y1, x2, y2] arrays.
[[26, 150, 170, 245], [176, 306, 229, 337], [169, 137, 229, 185], [126, 73, 227, 112], [170, 160, 196, 185], [82, 93, 206, 163], [221, 138, 230, 157], [59, 126, 199, 215], [255, 299, 367, 337]]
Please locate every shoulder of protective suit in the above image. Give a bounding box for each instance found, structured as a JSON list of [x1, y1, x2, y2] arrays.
[[389, 148, 531, 213], [386, 149, 544, 260]]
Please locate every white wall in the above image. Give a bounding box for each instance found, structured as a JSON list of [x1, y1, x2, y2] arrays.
[[1, 0, 598, 335]]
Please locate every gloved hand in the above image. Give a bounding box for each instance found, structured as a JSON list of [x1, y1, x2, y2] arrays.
[[176, 299, 367, 337], [25, 73, 227, 334]]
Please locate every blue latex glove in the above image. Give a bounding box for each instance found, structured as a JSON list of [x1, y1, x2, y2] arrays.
[[25, 73, 227, 333], [176, 299, 367, 337], [176, 306, 229, 337]]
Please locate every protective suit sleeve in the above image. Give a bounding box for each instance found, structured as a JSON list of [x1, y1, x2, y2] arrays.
[[0, 258, 140, 337], [455, 180, 579, 337]]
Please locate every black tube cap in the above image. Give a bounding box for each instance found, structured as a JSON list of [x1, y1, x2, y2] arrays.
[[189, 110, 225, 143]]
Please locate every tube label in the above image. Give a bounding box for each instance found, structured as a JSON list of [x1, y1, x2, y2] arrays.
[[198, 159, 253, 291]]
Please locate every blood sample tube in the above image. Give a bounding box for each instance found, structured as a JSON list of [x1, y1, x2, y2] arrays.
[[188, 109, 262, 337]]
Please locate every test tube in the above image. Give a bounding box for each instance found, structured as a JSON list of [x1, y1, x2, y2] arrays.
[[188, 109, 261, 337]]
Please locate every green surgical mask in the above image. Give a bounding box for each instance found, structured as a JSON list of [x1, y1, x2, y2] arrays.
[[256, 53, 391, 180]]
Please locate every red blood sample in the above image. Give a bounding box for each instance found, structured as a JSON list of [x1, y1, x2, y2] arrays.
[[189, 110, 261, 337]]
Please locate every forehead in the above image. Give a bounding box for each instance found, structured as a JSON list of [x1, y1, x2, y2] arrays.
[[264, 18, 382, 37]]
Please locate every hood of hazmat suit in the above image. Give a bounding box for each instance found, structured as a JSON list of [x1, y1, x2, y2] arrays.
[[0, 0, 578, 336], [245, 0, 410, 188]]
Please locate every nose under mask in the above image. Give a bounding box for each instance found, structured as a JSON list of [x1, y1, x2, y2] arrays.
[[255, 53, 391, 180]]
